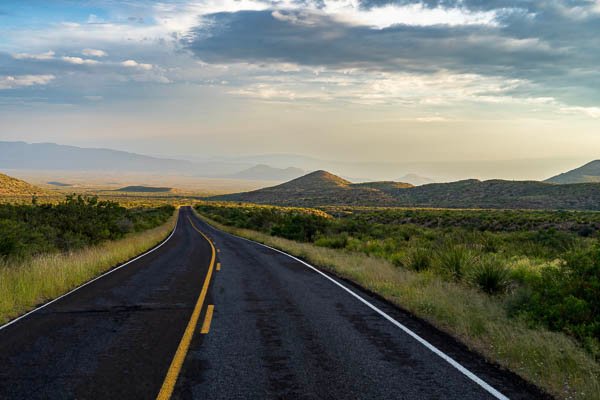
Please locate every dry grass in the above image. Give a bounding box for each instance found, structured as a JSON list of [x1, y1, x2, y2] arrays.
[[0, 211, 177, 325], [196, 212, 600, 400]]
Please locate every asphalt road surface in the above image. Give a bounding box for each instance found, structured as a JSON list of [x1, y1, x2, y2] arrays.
[[0, 207, 547, 399]]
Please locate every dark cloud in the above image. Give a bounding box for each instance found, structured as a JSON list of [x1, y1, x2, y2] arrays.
[[183, 3, 600, 104]]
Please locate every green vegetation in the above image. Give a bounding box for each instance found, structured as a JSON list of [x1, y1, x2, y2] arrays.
[[0, 195, 174, 260], [0, 197, 176, 325], [195, 202, 600, 399], [212, 169, 600, 210]]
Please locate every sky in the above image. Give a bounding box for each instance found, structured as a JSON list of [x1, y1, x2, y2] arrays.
[[1, 0, 599, 180]]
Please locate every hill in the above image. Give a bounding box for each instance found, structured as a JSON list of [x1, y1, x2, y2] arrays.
[[545, 160, 600, 184], [228, 164, 305, 181], [115, 186, 172, 193], [211, 171, 600, 210], [212, 170, 413, 206], [0, 173, 46, 196]]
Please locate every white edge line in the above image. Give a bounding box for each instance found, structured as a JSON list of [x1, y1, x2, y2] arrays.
[[0, 214, 180, 332], [197, 216, 509, 400]]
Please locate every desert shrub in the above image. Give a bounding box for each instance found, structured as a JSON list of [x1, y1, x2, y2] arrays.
[[511, 246, 600, 346], [0, 196, 174, 260], [389, 252, 406, 268], [435, 245, 475, 280], [314, 233, 349, 249], [405, 247, 432, 271], [468, 255, 511, 294]]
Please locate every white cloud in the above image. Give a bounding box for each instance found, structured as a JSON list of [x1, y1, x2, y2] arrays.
[[0, 75, 55, 90], [12, 51, 100, 65], [61, 56, 100, 65], [319, 1, 500, 29], [121, 60, 153, 70], [82, 48, 107, 57], [560, 106, 600, 119], [12, 50, 56, 60]]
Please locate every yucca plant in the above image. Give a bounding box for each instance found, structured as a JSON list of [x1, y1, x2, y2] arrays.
[[436, 245, 474, 280], [469, 255, 511, 295], [405, 247, 432, 271]]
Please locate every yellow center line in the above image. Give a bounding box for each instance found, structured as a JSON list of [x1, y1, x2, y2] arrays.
[[200, 305, 214, 334], [156, 216, 216, 400], [216, 262, 221, 271]]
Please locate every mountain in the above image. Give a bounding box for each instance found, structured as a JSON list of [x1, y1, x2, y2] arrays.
[[397, 173, 435, 186], [545, 160, 600, 184], [0, 141, 194, 173], [228, 164, 305, 181], [211, 171, 600, 210], [0, 172, 46, 196]]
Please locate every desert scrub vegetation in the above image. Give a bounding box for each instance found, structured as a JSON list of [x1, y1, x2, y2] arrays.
[[0, 195, 174, 259], [195, 202, 600, 399], [0, 197, 176, 324]]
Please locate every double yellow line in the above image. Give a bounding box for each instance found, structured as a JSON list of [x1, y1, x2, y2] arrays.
[[156, 216, 216, 400]]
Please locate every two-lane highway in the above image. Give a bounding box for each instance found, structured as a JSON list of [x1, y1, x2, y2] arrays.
[[0, 207, 546, 399]]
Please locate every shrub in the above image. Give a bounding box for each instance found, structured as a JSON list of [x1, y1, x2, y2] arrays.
[[0, 197, 174, 260], [405, 247, 432, 271], [314, 233, 348, 249], [469, 255, 511, 294], [435, 245, 474, 280], [512, 246, 600, 347]]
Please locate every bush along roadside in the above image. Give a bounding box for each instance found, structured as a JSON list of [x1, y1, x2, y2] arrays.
[[195, 202, 600, 400]]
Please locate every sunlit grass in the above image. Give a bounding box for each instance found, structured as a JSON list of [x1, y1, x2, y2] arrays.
[[0, 211, 177, 325], [196, 211, 600, 400]]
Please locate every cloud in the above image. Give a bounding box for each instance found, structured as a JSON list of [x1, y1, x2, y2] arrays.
[[82, 48, 107, 57], [0, 75, 55, 90], [13, 51, 56, 60], [316, 1, 501, 29], [61, 56, 100, 65], [121, 60, 153, 70], [12, 51, 100, 66], [183, 2, 600, 108], [560, 106, 600, 119]]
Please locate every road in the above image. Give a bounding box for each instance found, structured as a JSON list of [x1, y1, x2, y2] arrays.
[[0, 207, 546, 399]]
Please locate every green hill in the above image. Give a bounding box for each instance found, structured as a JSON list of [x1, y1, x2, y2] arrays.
[[546, 160, 600, 184], [211, 170, 600, 210], [115, 186, 173, 193], [0, 173, 46, 196]]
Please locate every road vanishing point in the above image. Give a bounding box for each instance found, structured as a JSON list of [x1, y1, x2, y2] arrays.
[[0, 207, 547, 399]]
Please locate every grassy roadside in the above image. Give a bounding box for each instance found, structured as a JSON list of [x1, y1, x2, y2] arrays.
[[194, 210, 600, 400], [0, 210, 178, 325]]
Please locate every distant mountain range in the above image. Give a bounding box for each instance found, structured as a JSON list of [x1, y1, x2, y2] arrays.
[[545, 160, 600, 184], [211, 170, 600, 210], [0, 141, 194, 173], [228, 164, 305, 181], [0, 141, 303, 182]]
